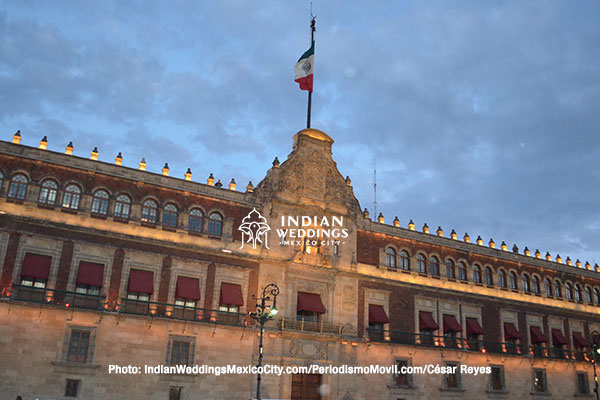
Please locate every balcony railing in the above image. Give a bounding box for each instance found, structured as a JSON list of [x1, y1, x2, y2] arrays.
[[279, 318, 342, 335], [9, 284, 106, 310], [118, 298, 247, 327]]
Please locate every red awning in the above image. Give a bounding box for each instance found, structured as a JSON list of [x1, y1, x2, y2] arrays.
[[530, 326, 548, 344], [297, 292, 326, 314], [76, 262, 104, 287], [127, 269, 154, 294], [504, 322, 522, 340], [573, 332, 590, 347], [551, 329, 569, 346], [419, 311, 439, 331], [21, 253, 52, 280], [369, 304, 389, 324], [176, 276, 201, 301], [220, 283, 244, 306], [443, 314, 462, 333], [466, 317, 484, 335]]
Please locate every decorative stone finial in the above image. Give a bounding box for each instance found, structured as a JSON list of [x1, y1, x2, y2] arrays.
[[207, 173, 215, 186], [12, 130, 21, 144], [408, 220, 415, 230], [229, 178, 236, 191], [345, 176, 352, 186], [377, 213, 384, 224], [363, 208, 370, 219], [215, 180, 223, 188], [476, 235, 483, 245], [556, 254, 562, 263], [501, 241, 507, 251], [115, 152, 123, 165], [524, 247, 530, 256], [534, 249, 541, 259], [139, 158, 146, 171], [272, 157, 280, 168], [91, 147, 99, 160], [450, 229, 457, 240], [545, 252, 552, 261], [65, 141, 74, 155], [162, 163, 169, 176], [489, 238, 495, 248], [585, 261, 591, 270], [595, 263, 599, 272], [39, 136, 48, 150], [512, 244, 519, 253], [393, 216, 400, 227], [566, 257, 572, 266], [576, 259, 582, 268], [464, 233, 470, 243], [246, 181, 254, 192], [185, 168, 192, 181], [422, 223, 429, 234], [437, 226, 443, 237]]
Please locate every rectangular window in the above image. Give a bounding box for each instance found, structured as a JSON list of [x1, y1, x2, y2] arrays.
[[170, 341, 190, 365], [67, 330, 90, 363], [169, 386, 182, 400], [489, 366, 505, 391], [577, 372, 589, 395], [444, 362, 460, 389], [533, 369, 547, 393], [395, 359, 412, 387], [65, 379, 80, 397]]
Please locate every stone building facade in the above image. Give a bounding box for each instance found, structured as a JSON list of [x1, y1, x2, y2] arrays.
[[0, 128, 599, 400]]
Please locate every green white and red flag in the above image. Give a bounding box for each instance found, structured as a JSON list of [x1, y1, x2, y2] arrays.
[[294, 42, 314, 92]]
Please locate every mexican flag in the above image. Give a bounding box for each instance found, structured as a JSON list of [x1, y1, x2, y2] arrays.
[[294, 42, 314, 92]]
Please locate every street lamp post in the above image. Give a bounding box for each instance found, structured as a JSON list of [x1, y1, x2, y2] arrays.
[[592, 331, 600, 400], [249, 283, 280, 400]]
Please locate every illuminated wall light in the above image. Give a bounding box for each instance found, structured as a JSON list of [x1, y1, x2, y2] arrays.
[[12, 130, 21, 144], [566, 257, 573, 266], [139, 158, 147, 171], [363, 209, 370, 219], [162, 163, 170, 176], [229, 178, 236, 191], [545, 252, 552, 261], [185, 168, 192, 181], [450, 229, 457, 240], [489, 238, 495, 248], [393, 217, 400, 227], [408, 220, 415, 230], [524, 247, 530, 256], [436, 226, 443, 237], [501, 241, 507, 251], [378, 213, 384, 224], [115, 152, 123, 165], [535, 249, 541, 259], [464, 233, 470, 243], [272, 157, 280, 168], [345, 176, 352, 186], [476, 235, 483, 245], [65, 141, 74, 155], [422, 223, 429, 234], [65, 303, 70, 308], [90, 147, 99, 160], [246, 181, 254, 193], [576, 259, 582, 268], [39, 136, 48, 150], [556, 254, 562, 263], [207, 173, 215, 186]]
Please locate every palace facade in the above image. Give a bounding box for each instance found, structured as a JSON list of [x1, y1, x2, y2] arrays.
[[0, 128, 599, 400]]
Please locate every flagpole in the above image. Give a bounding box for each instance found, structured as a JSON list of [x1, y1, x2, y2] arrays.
[[307, 16, 315, 129]]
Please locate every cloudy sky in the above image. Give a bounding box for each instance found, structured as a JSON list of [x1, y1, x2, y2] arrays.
[[2, 1, 600, 264]]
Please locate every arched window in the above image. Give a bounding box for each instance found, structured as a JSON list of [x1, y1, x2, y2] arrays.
[[554, 281, 562, 298], [429, 256, 439, 276], [162, 204, 178, 228], [574, 284, 583, 303], [399, 251, 410, 271], [445, 259, 455, 279], [532, 276, 540, 294], [91, 189, 109, 215], [498, 270, 507, 288], [141, 199, 158, 223], [188, 209, 204, 233], [594, 288, 600, 305], [8, 174, 28, 200], [509, 272, 518, 290], [38, 180, 58, 205], [473, 265, 482, 283], [114, 194, 131, 219], [416, 254, 426, 274], [565, 282, 574, 300], [62, 184, 81, 209], [385, 248, 396, 268], [544, 278, 552, 296], [522, 274, 531, 293], [484, 267, 493, 286], [208, 212, 223, 236], [585, 287, 593, 304], [458, 262, 467, 281]]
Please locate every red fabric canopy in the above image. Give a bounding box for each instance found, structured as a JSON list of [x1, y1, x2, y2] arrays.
[[368, 304, 389, 324], [76, 262, 104, 287], [127, 269, 154, 294], [443, 314, 462, 333], [297, 292, 326, 314], [176, 276, 201, 301], [419, 311, 439, 331], [504, 322, 522, 340], [466, 317, 484, 335], [551, 329, 569, 346], [530, 326, 548, 344], [220, 283, 244, 306], [21, 253, 52, 280], [573, 332, 590, 347]]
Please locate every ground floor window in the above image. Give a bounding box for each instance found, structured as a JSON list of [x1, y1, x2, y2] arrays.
[[65, 379, 80, 397]]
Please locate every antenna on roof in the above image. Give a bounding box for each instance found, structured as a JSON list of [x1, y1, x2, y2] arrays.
[[373, 158, 377, 221]]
